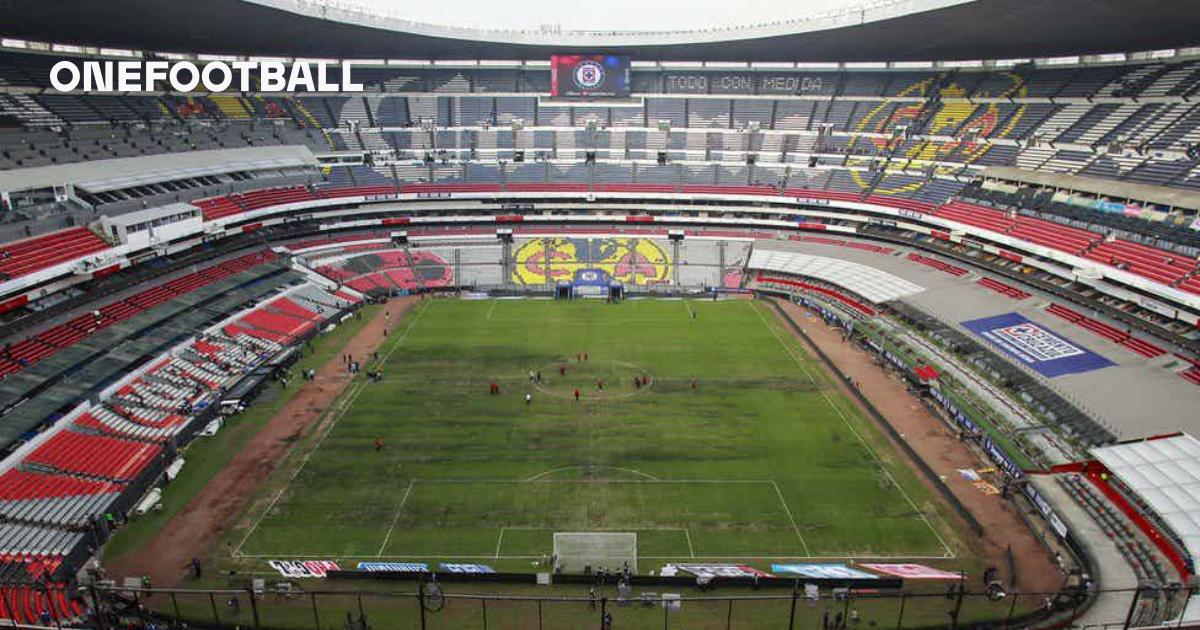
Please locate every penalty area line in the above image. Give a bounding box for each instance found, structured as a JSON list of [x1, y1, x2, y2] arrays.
[[377, 479, 417, 557], [750, 302, 955, 560], [232, 301, 431, 558]]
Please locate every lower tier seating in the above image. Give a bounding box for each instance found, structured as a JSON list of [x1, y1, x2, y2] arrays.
[[1046, 303, 1165, 358]]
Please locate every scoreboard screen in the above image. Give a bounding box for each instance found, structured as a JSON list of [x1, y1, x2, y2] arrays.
[[550, 54, 631, 98]]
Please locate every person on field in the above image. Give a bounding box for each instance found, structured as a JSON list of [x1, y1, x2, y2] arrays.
[[559, 365, 566, 376], [596, 379, 603, 391], [573, 388, 580, 402], [525, 393, 532, 405], [374, 437, 383, 452]]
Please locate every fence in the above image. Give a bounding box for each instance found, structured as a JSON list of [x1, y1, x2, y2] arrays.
[[81, 581, 1199, 630]]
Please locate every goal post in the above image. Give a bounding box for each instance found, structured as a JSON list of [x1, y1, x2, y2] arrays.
[[552, 532, 637, 574]]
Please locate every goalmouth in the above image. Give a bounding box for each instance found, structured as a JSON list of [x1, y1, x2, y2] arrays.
[[553, 532, 637, 574]]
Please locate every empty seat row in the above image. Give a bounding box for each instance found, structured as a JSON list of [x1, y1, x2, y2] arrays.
[[1045, 303, 1165, 358], [977, 277, 1032, 300], [906, 252, 968, 276], [23, 430, 162, 482], [0, 250, 278, 379], [0, 227, 108, 280]]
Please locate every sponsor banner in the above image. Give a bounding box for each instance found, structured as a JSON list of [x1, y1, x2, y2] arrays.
[[439, 563, 495, 574], [960, 312, 1114, 377], [268, 560, 341, 579], [860, 564, 963, 580], [662, 73, 830, 95], [671, 564, 773, 578], [356, 562, 430, 573], [770, 564, 879, 579], [1025, 485, 1070, 539]]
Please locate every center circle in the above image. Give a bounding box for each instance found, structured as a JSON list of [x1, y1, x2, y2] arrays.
[[528, 359, 653, 400]]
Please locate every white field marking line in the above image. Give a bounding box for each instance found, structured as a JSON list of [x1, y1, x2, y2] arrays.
[[485, 299, 498, 321], [638, 554, 955, 560], [495, 527, 506, 559], [232, 301, 432, 558], [685, 528, 696, 558], [523, 465, 661, 482], [413, 479, 779, 484], [234, 552, 953, 560], [498, 526, 688, 531], [750, 302, 956, 559], [770, 480, 812, 556], [484, 318, 690, 324], [377, 480, 416, 557]]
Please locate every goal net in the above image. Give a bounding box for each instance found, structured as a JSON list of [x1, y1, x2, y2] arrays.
[[552, 532, 637, 574]]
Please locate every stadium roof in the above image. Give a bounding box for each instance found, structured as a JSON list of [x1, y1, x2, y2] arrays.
[[0, 146, 316, 193], [3, 0, 1199, 62], [1091, 434, 1200, 623]]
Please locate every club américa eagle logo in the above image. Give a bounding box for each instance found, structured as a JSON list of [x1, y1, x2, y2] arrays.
[[573, 60, 607, 91]]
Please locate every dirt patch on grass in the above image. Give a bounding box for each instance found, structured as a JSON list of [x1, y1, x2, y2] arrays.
[[105, 297, 417, 586]]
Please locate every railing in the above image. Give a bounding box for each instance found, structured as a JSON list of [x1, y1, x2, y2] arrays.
[[80, 581, 1195, 630]]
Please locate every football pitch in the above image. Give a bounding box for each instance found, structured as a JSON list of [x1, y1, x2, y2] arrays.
[[234, 298, 958, 566]]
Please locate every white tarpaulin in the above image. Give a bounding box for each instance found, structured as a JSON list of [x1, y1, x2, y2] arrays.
[[1091, 433, 1200, 573], [1092, 434, 1200, 626]]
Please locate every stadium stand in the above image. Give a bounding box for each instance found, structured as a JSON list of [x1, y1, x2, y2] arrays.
[[3, 38, 1200, 629], [1, 251, 278, 378], [0, 228, 108, 280], [1045, 303, 1166, 358]]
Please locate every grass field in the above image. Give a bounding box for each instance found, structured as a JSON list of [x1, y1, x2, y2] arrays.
[[233, 298, 959, 568]]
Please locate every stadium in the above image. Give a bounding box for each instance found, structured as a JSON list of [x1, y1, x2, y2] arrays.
[[0, 0, 1199, 627]]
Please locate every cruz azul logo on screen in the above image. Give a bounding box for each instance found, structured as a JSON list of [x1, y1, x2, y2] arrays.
[[573, 60, 607, 91], [992, 322, 1083, 362]]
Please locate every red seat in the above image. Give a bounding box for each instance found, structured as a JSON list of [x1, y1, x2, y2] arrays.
[[0, 228, 109, 279]]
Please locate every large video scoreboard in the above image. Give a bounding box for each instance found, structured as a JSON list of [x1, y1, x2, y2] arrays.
[[550, 54, 631, 98]]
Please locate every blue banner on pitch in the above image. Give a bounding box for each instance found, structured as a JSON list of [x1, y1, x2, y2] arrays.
[[961, 313, 1113, 377], [771, 564, 879, 579]]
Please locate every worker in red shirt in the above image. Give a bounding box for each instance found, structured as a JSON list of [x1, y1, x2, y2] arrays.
[[573, 388, 580, 402]]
